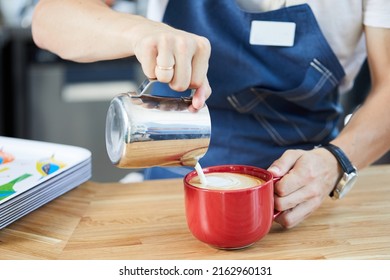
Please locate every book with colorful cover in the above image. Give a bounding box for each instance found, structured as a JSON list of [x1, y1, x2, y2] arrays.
[[0, 136, 92, 228]]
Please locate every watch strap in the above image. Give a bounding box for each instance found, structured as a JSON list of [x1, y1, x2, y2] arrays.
[[320, 143, 356, 174]]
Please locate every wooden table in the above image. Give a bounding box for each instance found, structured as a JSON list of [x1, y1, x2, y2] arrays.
[[1, 164, 390, 260]]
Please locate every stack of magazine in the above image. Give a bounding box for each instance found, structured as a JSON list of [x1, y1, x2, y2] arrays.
[[0, 136, 92, 229]]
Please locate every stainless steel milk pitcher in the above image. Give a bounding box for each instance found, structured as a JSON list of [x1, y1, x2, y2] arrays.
[[105, 79, 211, 168]]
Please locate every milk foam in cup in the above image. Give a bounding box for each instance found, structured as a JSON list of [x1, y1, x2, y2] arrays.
[[192, 163, 264, 190]]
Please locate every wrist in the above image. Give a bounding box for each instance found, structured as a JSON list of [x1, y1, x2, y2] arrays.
[[315, 143, 358, 199]]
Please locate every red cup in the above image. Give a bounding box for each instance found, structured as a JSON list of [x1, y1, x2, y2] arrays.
[[184, 165, 280, 249]]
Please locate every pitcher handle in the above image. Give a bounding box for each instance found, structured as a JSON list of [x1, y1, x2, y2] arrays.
[[129, 78, 196, 98], [129, 78, 157, 97]]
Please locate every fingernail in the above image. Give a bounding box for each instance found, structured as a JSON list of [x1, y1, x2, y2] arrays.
[[267, 165, 280, 175]]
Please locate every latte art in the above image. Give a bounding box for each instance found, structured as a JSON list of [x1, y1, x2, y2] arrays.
[[189, 172, 264, 190]]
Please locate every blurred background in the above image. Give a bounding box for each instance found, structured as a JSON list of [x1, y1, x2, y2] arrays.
[[0, 0, 147, 182], [0, 0, 388, 182]]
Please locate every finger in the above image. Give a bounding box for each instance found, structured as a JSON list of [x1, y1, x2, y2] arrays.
[[190, 78, 211, 111], [274, 164, 310, 197], [274, 198, 321, 229], [189, 36, 210, 89], [136, 42, 158, 79], [268, 149, 306, 197], [169, 44, 193, 92], [267, 149, 304, 177], [155, 46, 175, 83], [275, 151, 325, 198], [274, 182, 320, 211]]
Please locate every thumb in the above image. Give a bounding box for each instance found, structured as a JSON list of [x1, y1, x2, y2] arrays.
[[267, 149, 304, 177], [190, 79, 211, 110]]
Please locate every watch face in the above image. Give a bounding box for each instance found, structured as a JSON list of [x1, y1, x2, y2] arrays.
[[334, 172, 358, 199]]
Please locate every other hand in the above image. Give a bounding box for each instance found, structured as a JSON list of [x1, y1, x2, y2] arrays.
[[267, 148, 342, 228]]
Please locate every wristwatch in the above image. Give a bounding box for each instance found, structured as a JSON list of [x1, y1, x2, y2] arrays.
[[319, 143, 358, 200]]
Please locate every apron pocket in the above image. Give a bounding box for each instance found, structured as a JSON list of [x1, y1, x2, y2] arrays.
[[227, 58, 342, 146]]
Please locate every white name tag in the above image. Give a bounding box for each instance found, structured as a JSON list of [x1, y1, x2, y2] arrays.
[[249, 21, 296, 47]]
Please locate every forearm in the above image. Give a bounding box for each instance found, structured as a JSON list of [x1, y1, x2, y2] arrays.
[[332, 82, 390, 169], [32, 0, 148, 62], [331, 26, 390, 170]]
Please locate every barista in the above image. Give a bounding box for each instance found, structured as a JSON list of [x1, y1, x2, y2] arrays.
[[31, 0, 390, 228]]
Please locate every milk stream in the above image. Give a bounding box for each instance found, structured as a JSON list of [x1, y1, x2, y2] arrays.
[[194, 162, 208, 186]]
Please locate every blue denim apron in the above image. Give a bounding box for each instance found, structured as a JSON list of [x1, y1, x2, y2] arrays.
[[144, 1, 345, 179]]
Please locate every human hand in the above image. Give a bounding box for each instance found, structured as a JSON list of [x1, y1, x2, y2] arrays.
[[267, 148, 342, 228], [132, 20, 212, 110]]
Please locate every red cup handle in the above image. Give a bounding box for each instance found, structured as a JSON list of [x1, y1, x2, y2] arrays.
[[272, 176, 282, 220]]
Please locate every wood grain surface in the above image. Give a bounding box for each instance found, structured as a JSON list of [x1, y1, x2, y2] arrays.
[[1, 165, 390, 260]]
